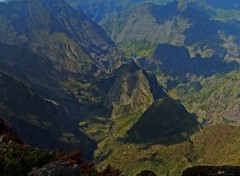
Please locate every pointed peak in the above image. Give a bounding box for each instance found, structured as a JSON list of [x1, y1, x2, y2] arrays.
[[114, 61, 140, 76]]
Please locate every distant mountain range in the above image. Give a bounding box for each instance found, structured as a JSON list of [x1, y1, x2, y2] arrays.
[[138, 43, 238, 76], [66, 0, 174, 22], [98, 0, 240, 88], [67, 0, 240, 23], [102, 1, 240, 62]]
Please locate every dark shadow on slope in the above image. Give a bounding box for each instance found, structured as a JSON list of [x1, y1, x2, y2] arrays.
[[138, 43, 239, 77], [182, 166, 240, 176], [0, 71, 96, 159], [126, 97, 200, 145], [143, 71, 168, 100]]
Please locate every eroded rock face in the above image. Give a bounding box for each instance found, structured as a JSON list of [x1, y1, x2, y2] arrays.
[[28, 162, 80, 176]]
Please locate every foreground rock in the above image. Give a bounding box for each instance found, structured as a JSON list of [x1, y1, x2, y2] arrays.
[[28, 162, 80, 176]]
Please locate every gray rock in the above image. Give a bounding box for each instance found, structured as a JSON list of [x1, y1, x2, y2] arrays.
[[28, 162, 80, 176]]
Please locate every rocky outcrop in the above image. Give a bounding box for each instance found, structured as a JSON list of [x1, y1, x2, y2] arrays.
[[0, 118, 22, 144], [28, 162, 80, 176]]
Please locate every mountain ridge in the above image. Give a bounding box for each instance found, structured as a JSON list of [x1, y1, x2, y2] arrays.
[[101, 1, 240, 62], [0, 0, 121, 75]]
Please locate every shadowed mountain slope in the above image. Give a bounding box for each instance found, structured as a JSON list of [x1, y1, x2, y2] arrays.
[[138, 43, 239, 76], [0, 71, 95, 154], [127, 97, 200, 145]]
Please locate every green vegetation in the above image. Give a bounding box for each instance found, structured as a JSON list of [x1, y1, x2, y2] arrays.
[[170, 69, 240, 124], [213, 9, 240, 22], [101, 2, 192, 57], [186, 0, 240, 22], [87, 98, 196, 175], [92, 116, 240, 176], [2, 0, 240, 175], [79, 117, 113, 142], [0, 70, 95, 154], [104, 68, 155, 117], [0, 143, 54, 175], [119, 41, 157, 58], [0, 0, 121, 155], [99, 1, 240, 61]]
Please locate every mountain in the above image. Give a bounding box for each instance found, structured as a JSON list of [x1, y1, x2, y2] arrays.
[[138, 43, 238, 76], [127, 97, 200, 145], [2, 0, 240, 175], [0, 44, 61, 97], [0, 0, 121, 75], [203, 0, 240, 10], [77, 64, 201, 175], [66, 0, 240, 23], [0, 70, 95, 154], [0, 0, 125, 157], [66, 0, 174, 22], [95, 118, 240, 175], [101, 1, 240, 60], [170, 69, 240, 124], [104, 62, 168, 117], [187, 0, 240, 22]]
